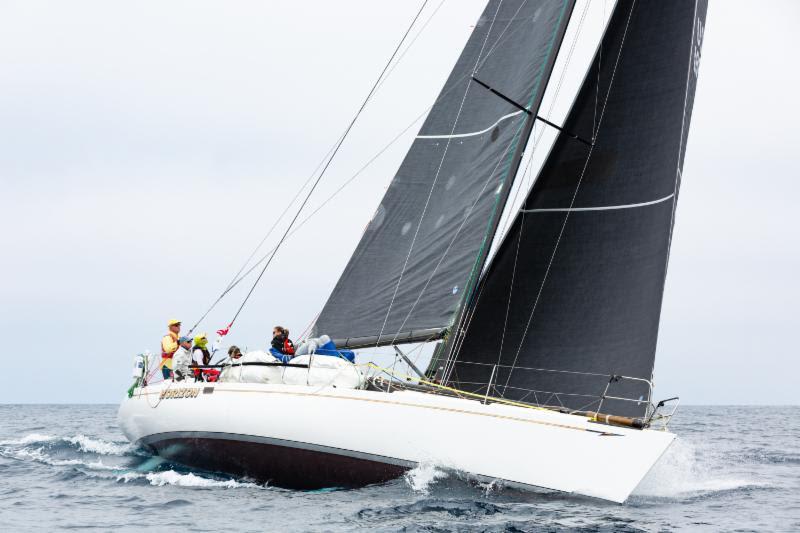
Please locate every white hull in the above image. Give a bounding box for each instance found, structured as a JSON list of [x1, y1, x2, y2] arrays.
[[118, 381, 674, 502]]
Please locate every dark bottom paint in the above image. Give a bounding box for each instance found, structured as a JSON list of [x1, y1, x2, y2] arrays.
[[144, 436, 409, 489]]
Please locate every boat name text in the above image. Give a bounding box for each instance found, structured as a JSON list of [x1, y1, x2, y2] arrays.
[[160, 387, 200, 400]]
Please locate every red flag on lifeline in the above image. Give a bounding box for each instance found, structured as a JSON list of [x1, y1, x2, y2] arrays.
[[216, 323, 232, 337]]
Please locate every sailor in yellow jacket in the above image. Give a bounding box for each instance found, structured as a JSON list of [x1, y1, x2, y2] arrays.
[[161, 319, 181, 380]]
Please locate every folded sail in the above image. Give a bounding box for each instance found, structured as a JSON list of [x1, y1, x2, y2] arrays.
[[447, 0, 708, 418], [313, 1, 575, 348]]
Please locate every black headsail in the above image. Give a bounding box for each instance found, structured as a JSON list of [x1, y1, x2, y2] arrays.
[[444, 0, 708, 418], [313, 1, 575, 349]]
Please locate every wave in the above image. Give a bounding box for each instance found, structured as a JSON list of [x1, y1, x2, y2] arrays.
[[0, 433, 135, 457], [64, 435, 133, 456], [2, 446, 122, 472], [1, 432, 262, 490]]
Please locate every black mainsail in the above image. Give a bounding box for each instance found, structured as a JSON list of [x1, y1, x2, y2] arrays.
[[313, 1, 575, 348], [445, 0, 708, 418]]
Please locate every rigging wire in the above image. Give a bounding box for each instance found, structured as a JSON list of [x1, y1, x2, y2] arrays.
[[221, 0, 432, 333], [185, 0, 432, 335], [373, 0, 448, 94], [371, 0, 506, 352], [444, 0, 594, 381], [494, 0, 592, 247], [200, 1, 550, 310], [389, 115, 525, 343], [492, 0, 592, 373], [501, 0, 636, 391], [186, 129, 348, 336], [401, 1, 598, 370], [441, 1, 585, 383], [188, 1, 454, 336]]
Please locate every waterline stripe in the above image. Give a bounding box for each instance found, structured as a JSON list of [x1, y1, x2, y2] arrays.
[[417, 110, 524, 139], [520, 193, 675, 213]]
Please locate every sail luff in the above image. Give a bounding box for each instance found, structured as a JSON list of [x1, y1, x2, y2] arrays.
[[440, 0, 626, 378], [438, 1, 576, 364], [447, 0, 708, 418], [313, 1, 577, 346], [435, 6, 621, 380]]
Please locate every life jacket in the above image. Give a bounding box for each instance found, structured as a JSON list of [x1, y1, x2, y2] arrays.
[[271, 334, 295, 355], [161, 332, 179, 359], [193, 347, 211, 365], [283, 338, 296, 356]]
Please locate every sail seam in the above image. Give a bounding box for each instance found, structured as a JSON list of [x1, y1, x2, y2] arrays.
[[417, 109, 524, 139], [520, 193, 674, 213]]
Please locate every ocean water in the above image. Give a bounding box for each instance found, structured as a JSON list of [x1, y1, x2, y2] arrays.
[[1, 405, 797, 532]]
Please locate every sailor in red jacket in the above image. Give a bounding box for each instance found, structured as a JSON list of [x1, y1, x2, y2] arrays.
[[271, 326, 295, 356]]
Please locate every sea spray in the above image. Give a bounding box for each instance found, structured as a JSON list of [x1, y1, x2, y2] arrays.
[[404, 461, 448, 494], [634, 438, 766, 498]]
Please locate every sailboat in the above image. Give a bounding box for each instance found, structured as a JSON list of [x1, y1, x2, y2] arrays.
[[119, 0, 707, 503]]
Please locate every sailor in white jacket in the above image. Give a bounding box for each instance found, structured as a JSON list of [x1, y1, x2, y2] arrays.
[[172, 336, 194, 381]]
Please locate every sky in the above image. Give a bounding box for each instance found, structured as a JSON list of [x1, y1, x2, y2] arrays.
[[0, 0, 797, 404]]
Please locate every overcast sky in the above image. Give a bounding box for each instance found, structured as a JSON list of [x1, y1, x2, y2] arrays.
[[0, 0, 797, 404]]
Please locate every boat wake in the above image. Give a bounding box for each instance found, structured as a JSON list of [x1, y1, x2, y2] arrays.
[[0, 432, 262, 489]]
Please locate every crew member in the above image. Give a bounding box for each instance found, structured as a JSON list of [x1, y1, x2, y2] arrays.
[[271, 326, 295, 356], [192, 333, 214, 382], [228, 345, 243, 360], [172, 336, 193, 381], [160, 319, 181, 380], [192, 333, 211, 364]]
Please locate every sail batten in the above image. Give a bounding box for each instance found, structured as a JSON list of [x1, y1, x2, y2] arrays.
[[446, 0, 708, 418], [313, 1, 576, 345]]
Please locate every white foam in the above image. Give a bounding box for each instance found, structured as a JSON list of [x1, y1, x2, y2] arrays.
[[116, 472, 145, 483], [2, 446, 121, 471], [634, 439, 767, 498], [144, 470, 257, 488], [0, 433, 131, 456], [65, 435, 131, 456], [0, 433, 57, 446], [404, 461, 448, 494]]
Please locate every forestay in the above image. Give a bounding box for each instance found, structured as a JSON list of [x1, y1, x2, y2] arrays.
[[446, 0, 708, 418], [314, 0, 575, 348]]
